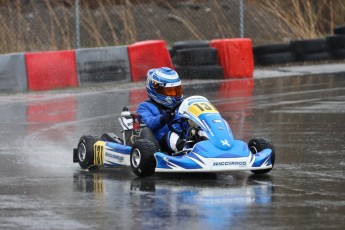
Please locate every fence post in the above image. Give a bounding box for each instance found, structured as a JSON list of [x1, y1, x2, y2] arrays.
[[75, 0, 80, 49], [239, 0, 244, 38]]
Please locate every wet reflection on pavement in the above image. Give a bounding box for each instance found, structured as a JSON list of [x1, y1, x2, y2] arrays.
[[0, 73, 344, 229]]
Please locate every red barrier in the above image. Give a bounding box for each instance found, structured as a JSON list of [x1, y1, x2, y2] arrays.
[[128, 40, 173, 82], [210, 38, 254, 78], [25, 50, 78, 91]]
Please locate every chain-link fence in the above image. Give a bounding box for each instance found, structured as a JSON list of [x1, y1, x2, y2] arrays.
[[0, 0, 344, 54]]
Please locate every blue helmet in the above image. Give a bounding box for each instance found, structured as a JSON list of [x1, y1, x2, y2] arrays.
[[146, 67, 183, 108]]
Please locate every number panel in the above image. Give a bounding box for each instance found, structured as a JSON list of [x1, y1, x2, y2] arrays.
[[94, 141, 105, 165], [188, 102, 218, 116]]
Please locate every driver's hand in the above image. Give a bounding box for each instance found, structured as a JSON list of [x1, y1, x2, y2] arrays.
[[161, 110, 175, 124]]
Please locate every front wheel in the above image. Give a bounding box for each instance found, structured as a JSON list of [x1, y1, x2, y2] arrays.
[[248, 137, 275, 174], [77, 135, 98, 169], [130, 139, 158, 177]]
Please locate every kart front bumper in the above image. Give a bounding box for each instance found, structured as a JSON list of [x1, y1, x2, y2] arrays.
[[154, 148, 273, 173]]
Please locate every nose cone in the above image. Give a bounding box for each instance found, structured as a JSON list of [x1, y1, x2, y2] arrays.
[[209, 125, 234, 150], [215, 138, 232, 150], [202, 113, 234, 150]]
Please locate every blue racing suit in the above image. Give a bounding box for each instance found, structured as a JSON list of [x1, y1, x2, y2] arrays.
[[137, 99, 189, 152]]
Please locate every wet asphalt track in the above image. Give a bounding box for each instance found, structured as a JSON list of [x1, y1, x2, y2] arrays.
[[0, 71, 344, 229]]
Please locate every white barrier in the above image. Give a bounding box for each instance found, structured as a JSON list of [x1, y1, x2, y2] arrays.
[[0, 53, 27, 91]]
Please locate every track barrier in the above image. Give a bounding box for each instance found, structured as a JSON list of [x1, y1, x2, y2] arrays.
[[2, 26, 344, 93], [25, 50, 78, 91], [0, 53, 27, 91], [210, 38, 254, 78], [128, 40, 173, 82], [76, 46, 131, 85]]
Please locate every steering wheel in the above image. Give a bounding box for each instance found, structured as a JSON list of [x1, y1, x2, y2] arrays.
[[167, 100, 185, 135]]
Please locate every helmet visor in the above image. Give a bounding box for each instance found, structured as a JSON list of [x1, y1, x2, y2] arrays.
[[153, 81, 182, 97]]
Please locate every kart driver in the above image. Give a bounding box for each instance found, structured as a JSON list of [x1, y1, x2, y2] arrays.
[[137, 67, 188, 154]]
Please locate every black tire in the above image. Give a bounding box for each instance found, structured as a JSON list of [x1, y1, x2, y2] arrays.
[[290, 38, 330, 56], [255, 52, 295, 66], [297, 52, 332, 62], [173, 47, 219, 66], [175, 65, 224, 79], [327, 35, 345, 50], [139, 127, 160, 148], [130, 139, 158, 177], [331, 49, 345, 59], [327, 35, 345, 59], [248, 137, 275, 175], [333, 25, 345, 35], [77, 135, 98, 169], [253, 43, 291, 56], [171, 40, 210, 58], [172, 40, 210, 51]]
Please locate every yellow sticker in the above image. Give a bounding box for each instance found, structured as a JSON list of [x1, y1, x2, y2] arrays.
[[188, 102, 218, 117], [94, 141, 105, 165]]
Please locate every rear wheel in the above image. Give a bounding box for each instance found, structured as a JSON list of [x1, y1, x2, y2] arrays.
[[130, 139, 158, 177], [140, 127, 160, 148], [248, 137, 275, 174], [77, 135, 98, 169]]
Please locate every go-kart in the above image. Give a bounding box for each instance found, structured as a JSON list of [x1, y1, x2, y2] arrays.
[[73, 96, 275, 177]]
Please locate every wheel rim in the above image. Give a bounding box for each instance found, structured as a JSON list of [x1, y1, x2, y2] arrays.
[[78, 143, 87, 162], [131, 148, 141, 168], [249, 146, 258, 154]]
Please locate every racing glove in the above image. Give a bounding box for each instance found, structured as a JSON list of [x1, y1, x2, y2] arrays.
[[160, 110, 175, 124]]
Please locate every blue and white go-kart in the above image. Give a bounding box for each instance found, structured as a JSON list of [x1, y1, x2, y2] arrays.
[[73, 96, 275, 177]]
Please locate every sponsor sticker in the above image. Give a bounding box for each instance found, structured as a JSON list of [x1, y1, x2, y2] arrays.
[[105, 152, 124, 162], [213, 161, 246, 167]]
